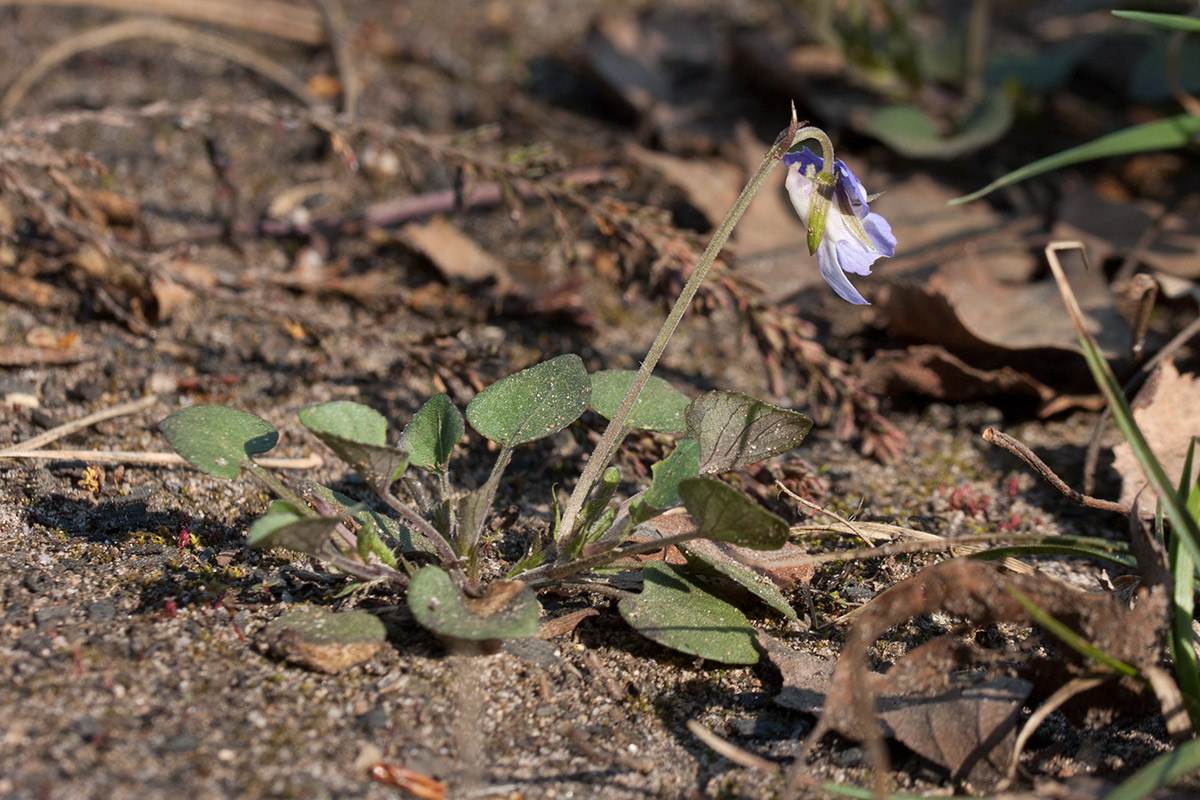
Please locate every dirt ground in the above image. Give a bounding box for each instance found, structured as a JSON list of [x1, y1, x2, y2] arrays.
[[3, 1, 1199, 799]]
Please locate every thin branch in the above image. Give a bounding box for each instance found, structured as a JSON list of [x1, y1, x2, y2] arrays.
[[0, 449, 322, 469], [775, 479, 883, 545], [0, 0, 326, 46], [686, 719, 779, 774], [0, 394, 157, 455], [312, 0, 358, 117], [983, 427, 1134, 515], [2, 18, 318, 119]]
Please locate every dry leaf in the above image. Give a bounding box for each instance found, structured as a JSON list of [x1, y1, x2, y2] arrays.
[[816, 560, 1168, 791], [860, 345, 1058, 406], [398, 216, 511, 292], [1113, 359, 1200, 508], [1053, 185, 1200, 281]]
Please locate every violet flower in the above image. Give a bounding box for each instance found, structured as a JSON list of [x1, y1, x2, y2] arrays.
[[783, 147, 896, 305]]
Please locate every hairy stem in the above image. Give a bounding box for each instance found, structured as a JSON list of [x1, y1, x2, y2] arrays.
[[554, 113, 833, 549]]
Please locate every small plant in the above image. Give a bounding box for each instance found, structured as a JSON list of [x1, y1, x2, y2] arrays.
[[158, 113, 896, 663], [954, 7, 1200, 204]]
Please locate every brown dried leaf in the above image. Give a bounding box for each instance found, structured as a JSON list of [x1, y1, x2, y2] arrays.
[[1113, 359, 1200, 508], [878, 246, 1131, 405], [1053, 185, 1200, 281], [633, 512, 815, 587], [398, 216, 511, 292], [878, 674, 1030, 790], [860, 345, 1057, 406], [763, 630, 1028, 790], [760, 632, 836, 717], [818, 560, 1167, 790]]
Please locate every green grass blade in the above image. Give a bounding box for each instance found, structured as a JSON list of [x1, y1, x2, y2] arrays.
[[1169, 439, 1200, 730], [1103, 735, 1200, 800], [1007, 585, 1140, 678], [969, 544, 1136, 568], [951, 115, 1200, 204], [1112, 10, 1200, 34], [816, 783, 946, 800], [1062, 280, 1200, 581]]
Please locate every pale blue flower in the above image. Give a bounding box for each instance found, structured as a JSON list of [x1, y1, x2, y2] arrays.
[[783, 148, 896, 305]]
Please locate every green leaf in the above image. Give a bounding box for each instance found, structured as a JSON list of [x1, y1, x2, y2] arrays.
[[589, 370, 690, 433], [355, 516, 397, 568], [678, 477, 790, 550], [863, 92, 1013, 160], [632, 439, 701, 523], [952, 114, 1200, 204], [399, 393, 464, 472], [1169, 439, 1200, 730], [618, 562, 758, 665], [1112, 10, 1200, 34], [407, 566, 538, 641], [248, 501, 339, 554], [297, 401, 410, 493], [684, 391, 812, 474], [158, 405, 278, 479], [303, 481, 436, 555], [467, 354, 590, 447], [678, 541, 797, 620], [1103, 733, 1200, 800], [580, 467, 622, 543]]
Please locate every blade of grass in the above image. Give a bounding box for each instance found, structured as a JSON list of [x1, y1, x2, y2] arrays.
[[815, 783, 943, 800], [1045, 244, 1200, 577], [1103, 734, 1200, 800], [1169, 439, 1200, 730], [969, 543, 1136, 568], [1112, 10, 1200, 34], [1007, 584, 1141, 679], [952, 116, 1200, 204]]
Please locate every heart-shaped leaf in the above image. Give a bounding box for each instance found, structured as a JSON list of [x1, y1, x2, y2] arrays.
[[678, 541, 797, 620], [589, 370, 689, 433], [862, 92, 1013, 160], [467, 354, 590, 447], [158, 405, 279, 480], [407, 566, 538, 641], [618, 562, 758, 665], [399, 393, 464, 472], [298, 401, 409, 493], [248, 500, 339, 554], [678, 477, 789, 549], [684, 392, 811, 474]]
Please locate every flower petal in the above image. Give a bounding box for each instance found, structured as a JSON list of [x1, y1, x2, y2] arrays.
[[784, 163, 815, 226], [863, 212, 896, 258], [816, 238, 870, 305], [782, 147, 824, 175]]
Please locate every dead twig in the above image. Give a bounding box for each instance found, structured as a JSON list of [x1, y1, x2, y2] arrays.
[[0, 394, 322, 470], [0, 394, 157, 455], [983, 427, 1135, 516], [0, 449, 322, 469], [0, 0, 326, 45], [997, 672, 1109, 791], [312, 0, 358, 117], [1, 17, 318, 119], [685, 719, 779, 774]]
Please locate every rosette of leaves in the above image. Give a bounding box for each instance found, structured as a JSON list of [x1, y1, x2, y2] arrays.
[[159, 357, 814, 663]]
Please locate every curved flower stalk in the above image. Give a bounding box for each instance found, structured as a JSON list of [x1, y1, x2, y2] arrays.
[[555, 113, 898, 546], [784, 147, 896, 305]]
